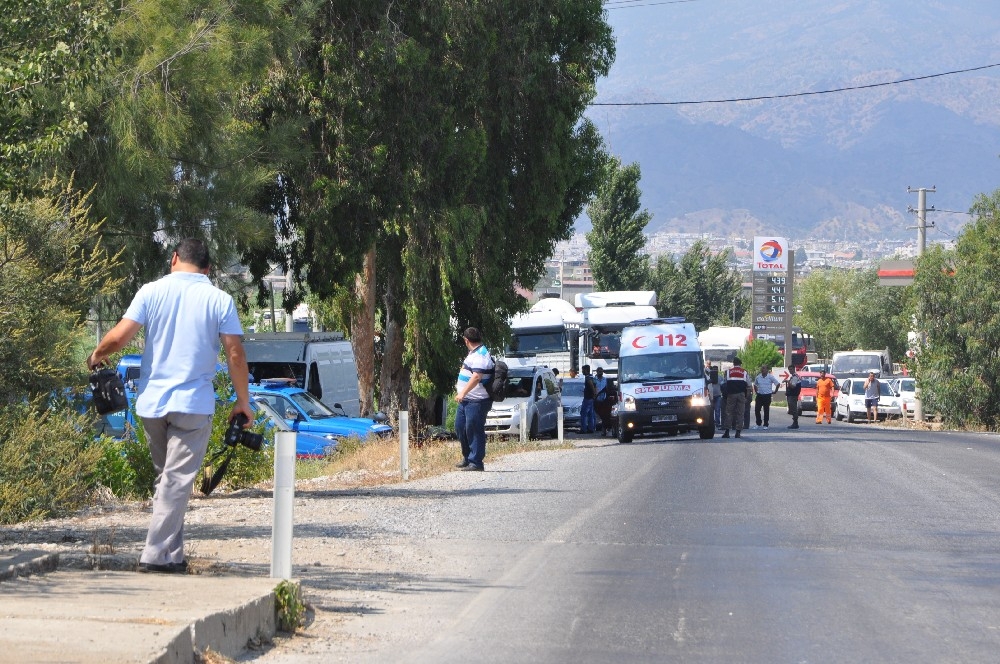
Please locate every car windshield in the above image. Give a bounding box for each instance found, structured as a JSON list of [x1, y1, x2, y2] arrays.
[[561, 380, 584, 398], [799, 376, 818, 389], [879, 381, 894, 397], [289, 391, 340, 418], [704, 348, 738, 363], [899, 379, 915, 392], [619, 351, 703, 383]]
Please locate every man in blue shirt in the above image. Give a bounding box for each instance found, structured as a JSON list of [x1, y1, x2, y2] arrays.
[[454, 327, 494, 471], [88, 239, 251, 573]]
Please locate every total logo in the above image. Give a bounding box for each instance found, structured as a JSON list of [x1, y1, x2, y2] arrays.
[[759, 240, 782, 262], [754, 236, 787, 271]]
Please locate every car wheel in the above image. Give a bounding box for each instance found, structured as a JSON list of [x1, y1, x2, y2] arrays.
[[699, 424, 715, 440], [529, 415, 538, 439], [835, 407, 844, 421], [617, 427, 633, 444], [847, 409, 855, 423]]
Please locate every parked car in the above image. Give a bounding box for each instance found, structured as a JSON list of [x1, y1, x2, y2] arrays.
[[834, 377, 902, 422], [251, 396, 341, 458], [248, 378, 392, 440], [801, 363, 830, 373], [558, 377, 585, 429], [795, 371, 840, 416], [889, 377, 916, 417], [485, 366, 561, 437]]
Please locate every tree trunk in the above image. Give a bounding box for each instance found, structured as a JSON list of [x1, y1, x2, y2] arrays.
[[351, 246, 377, 417], [379, 267, 410, 425]]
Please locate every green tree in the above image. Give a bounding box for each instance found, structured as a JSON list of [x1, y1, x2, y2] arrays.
[[840, 268, 910, 362], [1, 0, 114, 191], [796, 269, 854, 359], [912, 189, 1000, 427], [586, 156, 649, 290], [648, 241, 743, 330], [737, 338, 784, 375], [0, 179, 121, 401]]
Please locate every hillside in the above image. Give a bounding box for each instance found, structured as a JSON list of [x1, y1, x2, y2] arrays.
[[585, 0, 1000, 241]]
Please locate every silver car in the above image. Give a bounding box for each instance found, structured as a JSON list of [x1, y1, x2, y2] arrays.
[[486, 366, 561, 438], [558, 377, 586, 429]]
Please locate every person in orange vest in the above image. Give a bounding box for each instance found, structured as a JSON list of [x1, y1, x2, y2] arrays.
[[815, 369, 837, 424], [720, 357, 751, 438]]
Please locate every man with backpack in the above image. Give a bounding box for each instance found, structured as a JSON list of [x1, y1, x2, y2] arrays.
[[782, 364, 802, 429], [454, 327, 495, 471]]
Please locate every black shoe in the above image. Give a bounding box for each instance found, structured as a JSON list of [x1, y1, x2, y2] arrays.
[[139, 560, 188, 574], [735, 430, 741, 438], [788, 424, 799, 429], [461, 463, 484, 472], [455, 459, 470, 468], [721, 431, 730, 438]]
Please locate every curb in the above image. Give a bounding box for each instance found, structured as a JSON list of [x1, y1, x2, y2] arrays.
[[0, 549, 60, 582]]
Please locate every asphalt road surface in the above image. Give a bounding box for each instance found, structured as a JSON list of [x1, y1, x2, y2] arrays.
[[257, 408, 1000, 663]]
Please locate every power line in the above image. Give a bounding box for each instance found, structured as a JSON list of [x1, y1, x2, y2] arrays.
[[603, 0, 705, 8], [591, 62, 1000, 106]]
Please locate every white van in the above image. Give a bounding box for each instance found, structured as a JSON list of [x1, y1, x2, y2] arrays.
[[830, 349, 893, 380], [243, 332, 361, 416], [616, 318, 714, 443]]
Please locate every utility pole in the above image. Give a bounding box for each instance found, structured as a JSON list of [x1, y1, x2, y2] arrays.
[[907, 186, 936, 257], [907, 186, 935, 422]]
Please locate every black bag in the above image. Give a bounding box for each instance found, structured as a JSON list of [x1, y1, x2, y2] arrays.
[[89, 368, 128, 415], [488, 358, 508, 402]]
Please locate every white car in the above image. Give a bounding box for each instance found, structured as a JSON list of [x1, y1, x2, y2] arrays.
[[485, 366, 561, 438], [890, 377, 916, 416], [835, 377, 902, 423]]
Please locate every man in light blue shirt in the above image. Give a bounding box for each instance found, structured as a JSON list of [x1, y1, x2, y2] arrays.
[[88, 239, 251, 573]]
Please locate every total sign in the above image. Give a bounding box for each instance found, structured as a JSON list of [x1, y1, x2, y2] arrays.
[[753, 236, 788, 272]]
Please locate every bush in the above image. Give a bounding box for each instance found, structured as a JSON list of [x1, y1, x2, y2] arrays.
[[738, 338, 785, 374], [94, 419, 156, 500], [0, 401, 104, 524]]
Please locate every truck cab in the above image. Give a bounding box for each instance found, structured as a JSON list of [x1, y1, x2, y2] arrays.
[[616, 318, 715, 443]]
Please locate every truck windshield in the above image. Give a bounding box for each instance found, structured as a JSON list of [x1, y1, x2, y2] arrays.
[[703, 348, 737, 363], [585, 330, 622, 359], [619, 351, 703, 383], [506, 327, 566, 356], [831, 354, 882, 375]]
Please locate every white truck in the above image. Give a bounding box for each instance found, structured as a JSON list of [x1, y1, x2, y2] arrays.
[[575, 290, 659, 378], [242, 331, 362, 416], [503, 296, 581, 374], [698, 326, 751, 371], [829, 348, 893, 380], [616, 317, 715, 443]]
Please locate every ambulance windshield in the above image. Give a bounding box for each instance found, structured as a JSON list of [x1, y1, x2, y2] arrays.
[[619, 351, 703, 383]]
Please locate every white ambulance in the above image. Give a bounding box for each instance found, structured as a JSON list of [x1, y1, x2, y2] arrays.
[[616, 317, 715, 443]]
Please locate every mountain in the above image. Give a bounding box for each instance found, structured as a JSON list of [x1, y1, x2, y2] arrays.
[[584, 0, 1000, 241]]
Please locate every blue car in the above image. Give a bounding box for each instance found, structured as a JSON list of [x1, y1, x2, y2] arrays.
[[247, 379, 393, 441], [251, 398, 340, 458]]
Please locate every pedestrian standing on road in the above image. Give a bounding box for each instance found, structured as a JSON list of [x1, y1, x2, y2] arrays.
[[593, 367, 613, 436], [580, 364, 597, 434], [815, 369, 836, 424], [720, 358, 751, 439], [87, 239, 251, 574], [864, 370, 880, 423], [752, 365, 782, 430], [782, 364, 802, 429], [454, 327, 495, 471], [706, 361, 723, 428]]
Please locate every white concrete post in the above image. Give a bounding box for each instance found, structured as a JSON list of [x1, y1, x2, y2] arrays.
[[399, 411, 410, 480], [271, 431, 296, 579], [520, 402, 528, 443], [557, 405, 564, 443]]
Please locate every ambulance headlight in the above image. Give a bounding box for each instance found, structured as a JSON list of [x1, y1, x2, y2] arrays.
[[690, 394, 710, 407], [622, 395, 637, 412]]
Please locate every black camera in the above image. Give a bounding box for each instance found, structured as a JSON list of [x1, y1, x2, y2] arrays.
[[224, 413, 264, 451]]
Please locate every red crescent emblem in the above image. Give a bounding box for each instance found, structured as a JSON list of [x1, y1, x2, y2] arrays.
[[632, 336, 646, 349]]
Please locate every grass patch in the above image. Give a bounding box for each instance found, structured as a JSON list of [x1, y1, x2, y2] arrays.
[[294, 433, 573, 487]]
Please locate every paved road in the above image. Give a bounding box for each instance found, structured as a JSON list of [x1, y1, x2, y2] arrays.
[[254, 409, 1000, 663]]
